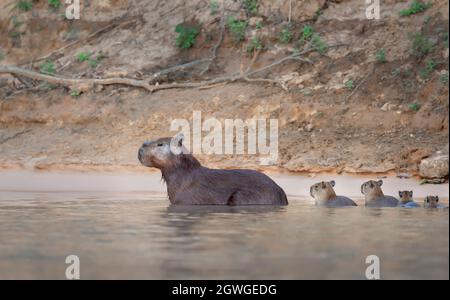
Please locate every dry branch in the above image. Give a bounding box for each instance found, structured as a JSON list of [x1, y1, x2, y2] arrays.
[[0, 44, 348, 94]]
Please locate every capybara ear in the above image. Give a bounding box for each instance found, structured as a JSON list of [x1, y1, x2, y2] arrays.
[[399, 191, 403, 197], [170, 132, 185, 155], [377, 180, 383, 186], [174, 132, 184, 146], [329, 180, 335, 187]]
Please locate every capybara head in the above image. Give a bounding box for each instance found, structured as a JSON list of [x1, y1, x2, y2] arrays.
[[399, 190, 413, 203], [361, 180, 384, 196], [310, 180, 336, 200], [424, 196, 439, 208], [138, 133, 189, 169]]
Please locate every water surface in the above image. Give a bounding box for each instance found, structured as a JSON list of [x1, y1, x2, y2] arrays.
[[0, 171, 448, 279]]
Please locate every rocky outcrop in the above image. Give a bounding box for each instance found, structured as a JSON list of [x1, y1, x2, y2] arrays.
[[419, 145, 449, 179]]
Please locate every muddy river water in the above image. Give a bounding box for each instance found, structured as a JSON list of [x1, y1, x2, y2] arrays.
[[0, 171, 448, 279]]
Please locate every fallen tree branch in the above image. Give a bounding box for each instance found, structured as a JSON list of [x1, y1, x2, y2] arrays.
[[0, 44, 348, 93]]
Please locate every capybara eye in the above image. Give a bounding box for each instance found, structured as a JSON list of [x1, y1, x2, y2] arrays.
[[157, 143, 163, 147]]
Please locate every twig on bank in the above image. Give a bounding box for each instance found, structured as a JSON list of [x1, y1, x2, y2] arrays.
[[345, 63, 375, 101], [200, 9, 226, 76]]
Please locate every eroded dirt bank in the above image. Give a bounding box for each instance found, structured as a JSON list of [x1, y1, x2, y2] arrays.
[[0, 0, 449, 177]]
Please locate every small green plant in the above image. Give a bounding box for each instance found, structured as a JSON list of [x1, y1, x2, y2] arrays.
[[174, 23, 199, 49], [242, 0, 258, 15], [300, 25, 314, 42], [419, 59, 437, 80], [228, 16, 248, 43], [311, 34, 328, 54], [315, 9, 324, 18], [423, 15, 431, 25], [88, 59, 98, 68], [399, 1, 432, 17], [77, 52, 105, 68], [70, 90, 81, 97], [345, 79, 355, 90], [77, 52, 91, 62], [440, 71, 449, 84], [410, 31, 434, 58], [17, 1, 32, 12], [409, 102, 421, 111], [210, 0, 219, 15], [302, 88, 313, 96], [279, 28, 292, 44], [247, 36, 263, 54], [376, 48, 387, 63], [48, 0, 61, 9], [440, 31, 449, 48], [42, 82, 58, 91], [39, 60, 56, 75], [255, 20, 263, 29], [9, 31, 21, 39]]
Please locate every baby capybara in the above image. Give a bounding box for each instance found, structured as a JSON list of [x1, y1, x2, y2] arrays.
[[138, 133, 288, 205]]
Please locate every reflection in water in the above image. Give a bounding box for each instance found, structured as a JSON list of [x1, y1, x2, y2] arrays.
[[0, 191, 448, 279]]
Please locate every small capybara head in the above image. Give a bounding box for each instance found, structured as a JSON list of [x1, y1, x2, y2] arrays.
[[424, 196, 439, 208], [138, 133, 188, 169], [361, 180, 383, 195], [310, 180, 336, 200], [399, 190, 413, 203]]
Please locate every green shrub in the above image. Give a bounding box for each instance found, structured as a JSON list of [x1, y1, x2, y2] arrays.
[[247, 36, 263, 54], [440, 31, 449, 48], [376, 48, 387, 63], [410, 32, 434, 58], [48, 0, 61, 9], [440, 71, 449, 84], [242, 0, 258, 15], [311, 34, 328, 54], [409, 102, 421, 111], [39, 60, 56, 75], [228, 16, 248, 43], [210, 0, 219, 14], [255, 21, 263, 29], [77, 52, 91, 62], [300, 25, 314, 42], [399, 1, 432, 17], [17, 1, 32, 12], [175, 23, 199, 49], [279, 28, 292, 44], [77, 52, 105, 68], [345, 79, 355, 90], [419, 59, 437, 80], [70, 90, 81, 97]]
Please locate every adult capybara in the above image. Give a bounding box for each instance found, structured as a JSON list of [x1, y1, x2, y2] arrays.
[[310, 180, 357, 207], [138, 133, 288, 206], [361, 180, 399, 207]]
